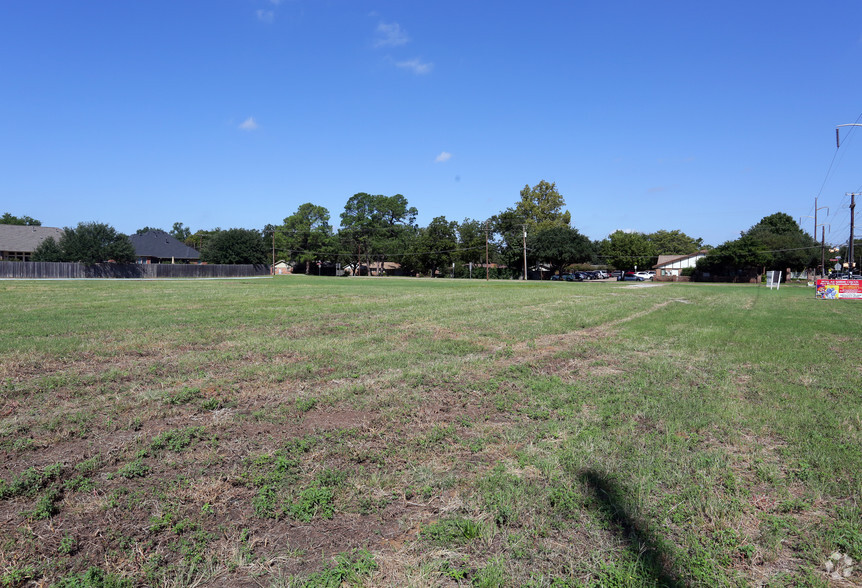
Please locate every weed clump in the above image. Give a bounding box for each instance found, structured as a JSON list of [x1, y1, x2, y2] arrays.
[[0, 462, 63, 499], [294, 549, 377, 587]]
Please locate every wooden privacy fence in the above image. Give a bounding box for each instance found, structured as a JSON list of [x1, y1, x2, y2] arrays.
[[0, 261, 270, 279]]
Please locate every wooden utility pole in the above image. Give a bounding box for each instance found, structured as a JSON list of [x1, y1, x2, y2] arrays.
[[848, 193, 858, 273], [815, 226, 832, 277], [484, 223, 490, 281], [814, 197, 829, 276]]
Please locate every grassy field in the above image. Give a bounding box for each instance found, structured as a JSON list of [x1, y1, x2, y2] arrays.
[[0, 277, 860, 587]]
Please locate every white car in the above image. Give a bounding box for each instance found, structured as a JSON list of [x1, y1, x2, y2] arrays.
[[634, 271, 653, 281]]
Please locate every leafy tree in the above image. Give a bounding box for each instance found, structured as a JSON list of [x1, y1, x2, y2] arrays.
[[530, 225, 594, 276], [40, 222, 136, 263], [403, 216, 458, 276], [697, 212, 818, 276], [185, 228, 220, 251], [456, 218, 488, 265], [647, 229, 704, 255], [31, 237, 64, 262], [601, 230, 656, 270], [339, 193, 418, 272], [277, 203, 335, 273], [491, 181, 572, 277], [514, 180, 571, 231], [746, 213, 818, 269], [201, 228, 268, 264], [135, 226, 163, 235], [1, 212, 41, 226], [834, 238, 862, 273], [489, 209, 527, 278], [170, 222, 192, 242]]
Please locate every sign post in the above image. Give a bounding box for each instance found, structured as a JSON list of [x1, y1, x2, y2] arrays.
[[766, 271, 781, 290]]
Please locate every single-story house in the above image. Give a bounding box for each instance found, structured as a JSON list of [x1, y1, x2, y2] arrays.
[[129, 230, 201, 264], [0, 224, 65, 261], [653, 250, 709, 277], [273, 260, 291, 275]]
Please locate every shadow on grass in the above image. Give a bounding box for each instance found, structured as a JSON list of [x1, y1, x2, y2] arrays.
[[579, 469, 683, 588]]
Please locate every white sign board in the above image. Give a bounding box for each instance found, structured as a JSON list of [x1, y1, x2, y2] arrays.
[[766, 270, 782, 290]]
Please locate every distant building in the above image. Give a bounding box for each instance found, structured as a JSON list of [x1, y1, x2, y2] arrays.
[[128, 230, 201, 264], [0, 224, 64, 261], [653, 250, 708, 277], [273, 260, 291, 275]]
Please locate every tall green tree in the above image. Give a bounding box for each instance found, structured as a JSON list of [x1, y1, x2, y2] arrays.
[[489, 209, 527, 278], [491, 180, 572, 277], [456, 218, 488, 265], [531, 225, 595, 276], [170, 222, 192, 242], [201, 228, 268, 265], [697, 212, 818, 276], [647, 229, 704, 255], [411, 216, 458, 276], [135, 226, 163, 235], [601, 230, 656, 270], [1, 212, 41, 226], [31, 237, 64, 262], [514, 180, 571, 231], [277, 203, 335, 273], [35, 222, 135, 263], [185, 228, 220, 251], [339, 193, 418, 272]]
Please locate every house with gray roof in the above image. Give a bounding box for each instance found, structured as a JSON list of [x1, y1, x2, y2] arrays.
[[0, 224, 64, 261], [129, 230, 201, 264]]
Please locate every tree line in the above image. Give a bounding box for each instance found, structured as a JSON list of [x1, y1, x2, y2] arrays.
[[3, 185, 828, 276]]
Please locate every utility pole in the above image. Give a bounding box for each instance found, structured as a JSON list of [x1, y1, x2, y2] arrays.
[[821, 226, 826, 278], [522, 225, 528, 281], [848, 193, 858, 274], [814, 197, 829, 276], [484, 223, 490, 281], [835, 124, 862, 274]]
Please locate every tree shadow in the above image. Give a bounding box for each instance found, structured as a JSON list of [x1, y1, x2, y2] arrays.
[[579, 469, 684, 588]]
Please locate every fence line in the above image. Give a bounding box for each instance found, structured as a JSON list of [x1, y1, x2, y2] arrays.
[[0, 261, 270, 279]]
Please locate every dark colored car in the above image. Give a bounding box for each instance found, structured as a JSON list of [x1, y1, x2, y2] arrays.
[[618, 271, 645, 281]]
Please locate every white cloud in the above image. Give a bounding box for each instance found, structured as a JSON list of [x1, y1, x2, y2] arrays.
[[435, 151, 452, 163], [396, 58, 433, 75], [239, 117, 259, 131], [374, 22, 409, 47], [256, 9, 274, 23]]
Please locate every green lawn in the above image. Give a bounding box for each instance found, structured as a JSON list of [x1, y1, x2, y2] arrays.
[[0, 277, 860, 587]]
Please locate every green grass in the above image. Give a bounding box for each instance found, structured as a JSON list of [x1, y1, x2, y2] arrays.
[[0, 277, 860, 586]]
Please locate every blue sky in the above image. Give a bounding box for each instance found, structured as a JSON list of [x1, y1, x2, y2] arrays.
[[3, 1, 862, 247]]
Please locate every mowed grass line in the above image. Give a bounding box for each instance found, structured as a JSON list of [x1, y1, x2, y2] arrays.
[[0, 277, 860, 587]]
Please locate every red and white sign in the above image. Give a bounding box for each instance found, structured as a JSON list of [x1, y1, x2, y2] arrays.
[[816, 279, 862, 300]]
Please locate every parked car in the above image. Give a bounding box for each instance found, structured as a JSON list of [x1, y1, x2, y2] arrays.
[[634, 271, 653, 280], [594, 270, 609, 279], [618, 271, 645, 281], [610, 270, 623, 279]]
